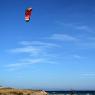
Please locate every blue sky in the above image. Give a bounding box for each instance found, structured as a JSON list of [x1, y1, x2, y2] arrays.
[[0, 0, 95, 90]]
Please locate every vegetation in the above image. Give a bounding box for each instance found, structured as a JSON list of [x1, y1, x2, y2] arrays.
[[0, 88, 47, 95]]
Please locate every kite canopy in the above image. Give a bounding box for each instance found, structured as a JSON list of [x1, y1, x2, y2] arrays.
[[25, 7, 32, 22]]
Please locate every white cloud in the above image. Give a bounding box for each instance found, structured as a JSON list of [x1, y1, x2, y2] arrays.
[[7, 63, 22, 67], [10, 41, 59, 54], [20, 58, 45, 64], [19, 41, 32, 46], [75, 25, 93, 33], [50, 34, 78, 42], [86, 37, 95, 41], [9, 46, 42, 55], [73, 54, 81, 59], [76, 26, 88, 30], [6, 58, 44, 70], [6, 40, 61, 71], [8, 40, 61, 58], [81, 73, 95, 77], [56, 21, 94, 33], [20, 41, 59, 48], [6, 58, 55, 70], [77, 41, 95, 49]]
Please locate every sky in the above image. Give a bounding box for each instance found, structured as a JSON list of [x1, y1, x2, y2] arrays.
[[0, 0, 95, 90]]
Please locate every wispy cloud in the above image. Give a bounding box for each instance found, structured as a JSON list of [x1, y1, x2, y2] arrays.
[[10, 46, 41, 54], [86, 37, 95, 41], [9, 41, 60, 57], [73, 54, 81, 59], [56, 21, 94, 33], [20, 41, 59, 48], [81, 73, 95, 78], [76, 41, 95, 49], [6, 58, 44, 67], [6, 58, 55, 70], [6, 40, 60, 71], [9, 41, 59, 55], [75, 25, 93, 33], [6, 58, 42, 70], [49, 34, 78, 42]]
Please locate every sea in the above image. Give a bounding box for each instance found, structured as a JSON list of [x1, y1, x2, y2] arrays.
[[46, 91, 95, 95]]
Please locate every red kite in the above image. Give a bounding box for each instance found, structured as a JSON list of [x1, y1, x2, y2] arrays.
[[25, 7, 32, 22]]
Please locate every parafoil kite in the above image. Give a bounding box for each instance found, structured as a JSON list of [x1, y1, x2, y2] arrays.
[[25, 7, 32, 22]]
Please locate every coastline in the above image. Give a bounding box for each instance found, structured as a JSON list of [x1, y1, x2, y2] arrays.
[[0, 87, 48, 95]]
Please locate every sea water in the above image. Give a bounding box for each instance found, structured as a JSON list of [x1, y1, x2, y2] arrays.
[[47, 91, 95, 95]]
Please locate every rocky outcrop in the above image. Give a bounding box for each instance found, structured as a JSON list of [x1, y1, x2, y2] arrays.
[[0, 88, 48, 95]]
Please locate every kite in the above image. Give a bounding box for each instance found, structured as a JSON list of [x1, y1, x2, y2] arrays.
[[25, 7, 32, 22]]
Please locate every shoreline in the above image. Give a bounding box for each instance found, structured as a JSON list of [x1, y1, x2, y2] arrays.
[[0, 87, 48, 95]]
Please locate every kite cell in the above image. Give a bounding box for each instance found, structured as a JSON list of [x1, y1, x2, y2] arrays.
[[25, 7, 32, 22]]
